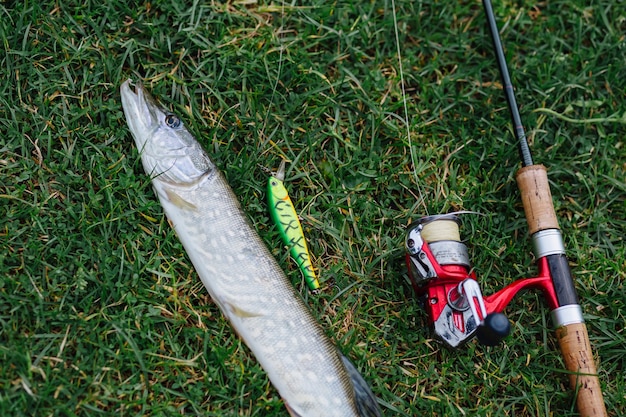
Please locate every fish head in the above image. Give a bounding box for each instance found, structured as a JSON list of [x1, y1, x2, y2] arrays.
[[120, 79, 214, 185], [268, 175, 289, 201]]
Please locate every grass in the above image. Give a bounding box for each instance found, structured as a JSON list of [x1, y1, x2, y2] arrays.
[[0, 0, 624, 415]]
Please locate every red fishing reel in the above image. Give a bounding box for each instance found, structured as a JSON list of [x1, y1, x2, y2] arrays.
[[405, 214, 559, 348]]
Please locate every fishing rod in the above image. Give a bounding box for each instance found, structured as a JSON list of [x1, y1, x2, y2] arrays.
[[404, 1, 607, 416]]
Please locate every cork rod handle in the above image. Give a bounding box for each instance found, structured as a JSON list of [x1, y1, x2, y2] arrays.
[[517, 164, 607, 416], [516, 165, 559, 234], [556, 323, 608, 417]]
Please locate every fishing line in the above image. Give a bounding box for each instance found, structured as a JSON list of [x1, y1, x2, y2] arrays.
[[416, 210, 485, 243], [389, 6, 494, 240], [420, 218, 461, 242], [390, 0, 428, 215], [260, 0, 288, 144]]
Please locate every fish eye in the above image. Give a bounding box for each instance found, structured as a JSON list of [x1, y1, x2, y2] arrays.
[[165, 114, 181, 128]]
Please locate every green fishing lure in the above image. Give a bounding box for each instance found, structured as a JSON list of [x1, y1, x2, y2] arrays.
[[267, 161, 320, 292]]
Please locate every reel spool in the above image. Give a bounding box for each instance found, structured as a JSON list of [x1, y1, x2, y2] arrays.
[[420, 215, 469, 269], [406, 215, 470, 291]]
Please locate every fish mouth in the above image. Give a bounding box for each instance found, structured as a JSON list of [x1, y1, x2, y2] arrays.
[[120, 79, 164, 148]]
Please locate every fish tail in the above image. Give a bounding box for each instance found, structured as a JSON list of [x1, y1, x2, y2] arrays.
[[341, 354, 383, 417]]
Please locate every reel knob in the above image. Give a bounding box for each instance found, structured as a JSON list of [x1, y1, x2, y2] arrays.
[[477, 312, 511, 346]]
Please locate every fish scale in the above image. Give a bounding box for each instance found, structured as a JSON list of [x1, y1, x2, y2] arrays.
[[155, 172, 351, 412], [120, 80, 381, 417], [154, 148, 351, 416]]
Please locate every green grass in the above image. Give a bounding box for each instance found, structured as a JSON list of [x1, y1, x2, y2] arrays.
[[1, 0, 624, 415]]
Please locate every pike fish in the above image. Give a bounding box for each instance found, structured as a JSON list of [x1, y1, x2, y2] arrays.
[[120, 80, 381, 417]]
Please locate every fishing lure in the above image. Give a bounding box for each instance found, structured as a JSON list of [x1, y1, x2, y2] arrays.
[[267, 160, 320, 292]]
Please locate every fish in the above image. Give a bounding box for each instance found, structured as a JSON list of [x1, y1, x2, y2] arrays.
[[120, 79, 382, 417], [267, 160, 321, 293]]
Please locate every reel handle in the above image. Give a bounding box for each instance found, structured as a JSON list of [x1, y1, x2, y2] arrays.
[[476, 313, 511, 347], [451, 280, 511, 347]]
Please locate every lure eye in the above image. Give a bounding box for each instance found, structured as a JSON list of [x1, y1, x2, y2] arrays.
[[165, 114, 181, 128]]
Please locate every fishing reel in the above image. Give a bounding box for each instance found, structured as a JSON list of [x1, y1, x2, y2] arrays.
[[405, 214, 558, 348]]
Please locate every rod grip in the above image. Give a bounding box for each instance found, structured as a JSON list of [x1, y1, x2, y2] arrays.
[[516, 165, 559, 234], [555, 322, 608, 417]]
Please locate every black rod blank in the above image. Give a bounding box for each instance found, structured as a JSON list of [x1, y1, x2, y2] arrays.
[[482, 0, 534, 167]]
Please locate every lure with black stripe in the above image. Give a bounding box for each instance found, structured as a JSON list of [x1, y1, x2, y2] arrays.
[[268, 160, 320, 292]]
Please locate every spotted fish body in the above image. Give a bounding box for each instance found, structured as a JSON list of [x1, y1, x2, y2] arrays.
[[120, 80, 381, 417], [268, 171, 320, 292]]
